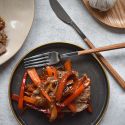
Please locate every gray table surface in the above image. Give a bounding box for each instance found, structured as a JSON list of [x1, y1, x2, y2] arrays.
[[0, 0, 125, 125]]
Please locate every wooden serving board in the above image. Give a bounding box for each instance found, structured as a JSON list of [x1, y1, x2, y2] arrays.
[[82, 0, 125, 28]]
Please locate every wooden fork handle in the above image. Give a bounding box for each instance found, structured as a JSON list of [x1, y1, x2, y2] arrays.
[[78, 42, 125, 55], [83, 38, 125, 89]]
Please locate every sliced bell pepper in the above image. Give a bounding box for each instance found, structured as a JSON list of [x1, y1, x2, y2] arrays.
[[56, 71, 77, 101], [12, 94, 50, 114], [41, 88, 52, 102], [68, 103, 77, 113], [12, 94, 36, 105], [64, 59, 72, 71], [50, 105, 58, 122], [24, 96, 36, 104], [18, 72, 27, 110], [46, 66, 58, 79], [62, 84, 84, 107], [72, 78, 83, 92], [72, 74, 90, 92], [27, 68, 41, 86]]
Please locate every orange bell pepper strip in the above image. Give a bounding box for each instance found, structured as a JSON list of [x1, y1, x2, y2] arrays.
[[27, 68, 51, 102], [72, 75, 90, 92], [24, 96, 36, 104], [12, 94, 50, 114], [64, 59, 72, 71], [12, 94, 36, 105], [50, 105, 58, 122], [46, 66, 58, 79], [18, 72, 27, 110], [41, 89, 51, 102], [56, 71, 77, 101], [72, 78, 83, 92], [62, 84, 84, 107], [68, 103, 77, 113], [27, 68, 41, 86]]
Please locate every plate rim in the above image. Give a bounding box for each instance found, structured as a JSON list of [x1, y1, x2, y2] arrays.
[[8, 42, 110, 125], [0, 0, 35, 65]]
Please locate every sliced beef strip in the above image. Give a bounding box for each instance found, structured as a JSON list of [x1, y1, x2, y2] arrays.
[[0, 43, 6, 55], [0, 17, 5, 31], [0, 30, 7, 45], [62, 86, 90, 113]]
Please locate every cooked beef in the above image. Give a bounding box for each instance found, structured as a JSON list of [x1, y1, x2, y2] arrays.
[[0, 17, 7, 55], [0, 43, 6, 55], [0, 30, 7, 45], [75, 86, 90, 112], [0, 17, 5, 30], [62, 86, 90, 113]]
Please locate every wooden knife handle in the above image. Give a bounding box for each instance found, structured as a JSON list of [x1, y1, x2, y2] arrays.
[[78, 42, 125, 55], [84, 38, 125, 89]]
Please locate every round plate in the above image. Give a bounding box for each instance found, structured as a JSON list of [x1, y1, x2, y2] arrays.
[[0, 0, 34, 65], [9, 43, 110, 125], [82, 0, 125, 28]]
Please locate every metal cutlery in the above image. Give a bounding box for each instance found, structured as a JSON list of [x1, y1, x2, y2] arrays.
[[49, 0, 125, 89], [24, 42, 125, 68]]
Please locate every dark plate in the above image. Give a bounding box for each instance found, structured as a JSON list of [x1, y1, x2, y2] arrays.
[[9, 42, 110, 125]]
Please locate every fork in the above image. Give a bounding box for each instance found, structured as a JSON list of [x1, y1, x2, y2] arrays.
[[24, 42, 125, 68]]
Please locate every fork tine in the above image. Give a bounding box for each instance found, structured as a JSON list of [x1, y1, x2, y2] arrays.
[[24, 56, 49, 63], [24, 52, 50, 61], [24, 59, 49, 67], [24, 63, 49, 69]]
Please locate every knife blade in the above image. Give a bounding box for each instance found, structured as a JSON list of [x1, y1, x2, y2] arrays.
[[49, 0, 125, 89], [49, 0, 72, 24], [49, 0, 86, 39]]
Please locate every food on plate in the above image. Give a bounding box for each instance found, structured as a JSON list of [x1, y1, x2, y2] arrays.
[[12, 59, 92, 121], [0, 17, 7, 55]]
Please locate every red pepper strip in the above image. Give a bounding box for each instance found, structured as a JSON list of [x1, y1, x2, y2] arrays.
[[46, 66, 58, 79], [41, 89, 52, 102], [56, 71, 77, 101], [27, 68, 41, 86], [68, 103, 77, 113], [72, 75, 90, 92], [12, 94, 36, 105], [62, 84, 84, 107], [18, 72, 27, 110], [72, 78, 83, 92], [64, 59, 72, 71], [12, 94, 50, 114]]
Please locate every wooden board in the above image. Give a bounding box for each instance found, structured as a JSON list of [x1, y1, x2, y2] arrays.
[[82, 0, 125, 28]]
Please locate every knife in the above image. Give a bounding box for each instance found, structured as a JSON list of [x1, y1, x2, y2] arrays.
[[49, 0, 125, 89]]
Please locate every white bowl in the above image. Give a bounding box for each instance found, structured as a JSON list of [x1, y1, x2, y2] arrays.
[[0, 0, 34, 65]]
